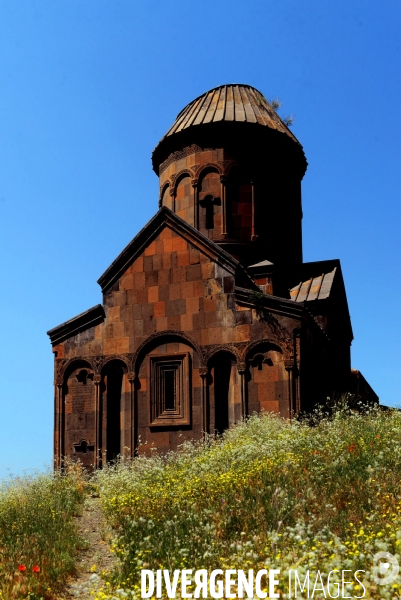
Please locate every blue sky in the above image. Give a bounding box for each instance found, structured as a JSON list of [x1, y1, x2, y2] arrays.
[[0, 1, 400, 477]]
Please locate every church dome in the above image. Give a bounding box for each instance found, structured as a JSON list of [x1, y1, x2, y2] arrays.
[[152, 84, 305, 174]]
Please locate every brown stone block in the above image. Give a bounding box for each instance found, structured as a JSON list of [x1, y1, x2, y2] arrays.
[[104, 323, 114, 338], [134, 320, 144, 337], [141, 303, 153, 320], [163, 238, 173, 253], [144, 240, 157, 256], [159, 226, 173, 240], [114, 291, 127, 306], [156, 316, 168, 332], [95, 324, 103, 340], [162, 254, 172, 270], [201, 262, 214, 279], [203, 297, 217, 312], [236, 324, 251, 341], [260, 400, 279, 414], [154, 301, 166, 318], [143, 256, 153, 272], [190, 328, 201, 344], [158, 268, 171, 286], [158, 284, 170, 301], [126, 290, 137, 305], [208, 327, 223, 344], [167, 315, 181, 329], [180, 281, 194, 298], [134, 335, 146, 349], [120, 273, 134, 290], [193, 280, 206, 297], [104, 337, 130, 354], [177, 209, 187, 221], [171, 251, 178, 268], [145, 270, 158, 286], [132, 256, 144, 273], [136, 289, 148, 304], [221, 327, 234, 344], [205, 312, 218, 328], [192, 312, 205, 329], [124, 321, 135, 338], [177, 250, 190, 267], [189, 248, 200, 264], [155, 240, 164, 256], [168, 283, 181, 300], [166, 298, 186, 316], [186, 296, 199, 314], [113, 322, 126, 337], [148, 286, 159, 303], [153, 253, 162, 270], [172, 267, 187, 283], [180, 313, 193, 330], [186, 264, 202, 281], [132, 304, 142, 320], [200, 329, 209, 345], [143, 319, 157, 336], [171, 236, 187, 252], [134, 272, 146, 289], [107, 306, 120, 323]]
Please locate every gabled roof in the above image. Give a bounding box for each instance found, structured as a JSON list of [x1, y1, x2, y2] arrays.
[[248, 259, 274, 268], [234, 286, 328, 339], [289, 259, 353, 342], [97, 206, 256, 293], [290, 267, 337, 302], [47, 304, 105, 345]]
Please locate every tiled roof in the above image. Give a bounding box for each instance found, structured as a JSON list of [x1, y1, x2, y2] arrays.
[[162, 84, 301, 145], [289, 267, 337, 302]]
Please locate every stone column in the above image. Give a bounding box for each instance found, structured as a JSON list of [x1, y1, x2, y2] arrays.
[[128, 372, 135, 457], [238, 362, 247, 420], [199, 367, 209, 437], [55, 381, 63, 469], [284, 358, 296, 420], [192, 180, 199, 229], [94, 375, 101, 468], [220, 175, 228, 237]]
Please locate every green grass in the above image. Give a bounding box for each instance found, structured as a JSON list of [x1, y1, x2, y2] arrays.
[[0, 462, 86, 600], [94, 405, 401, 599]]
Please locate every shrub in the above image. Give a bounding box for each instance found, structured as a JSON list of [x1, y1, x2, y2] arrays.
[[0, 462, 86, 599]]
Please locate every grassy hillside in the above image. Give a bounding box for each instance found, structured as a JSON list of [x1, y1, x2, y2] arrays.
[[0, 463, 86, 600], [94, 405, 401, 599], [0, 406, 400, 599]]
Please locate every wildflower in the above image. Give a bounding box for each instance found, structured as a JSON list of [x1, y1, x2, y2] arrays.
[[32, 565, 40, 573], [18, 565, 26, 572], [349, 445, 355, 452]]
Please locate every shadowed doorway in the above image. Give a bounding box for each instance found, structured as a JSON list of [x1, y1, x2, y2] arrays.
[[211, 353, 233, 434], [102, 362, 124, 462]]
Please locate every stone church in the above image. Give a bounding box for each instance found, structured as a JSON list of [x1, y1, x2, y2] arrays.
[[48, 84, 377, 468]]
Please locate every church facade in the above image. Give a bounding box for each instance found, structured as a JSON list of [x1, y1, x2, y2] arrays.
[[48, 84, 377, 468]]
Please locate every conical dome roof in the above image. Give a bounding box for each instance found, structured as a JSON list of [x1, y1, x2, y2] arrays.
[[164, 84, 299, 142], [152, 84, 305, 173]]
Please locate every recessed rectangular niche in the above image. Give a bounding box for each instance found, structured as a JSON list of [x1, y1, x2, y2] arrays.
[[149, 353, 190, 426]]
